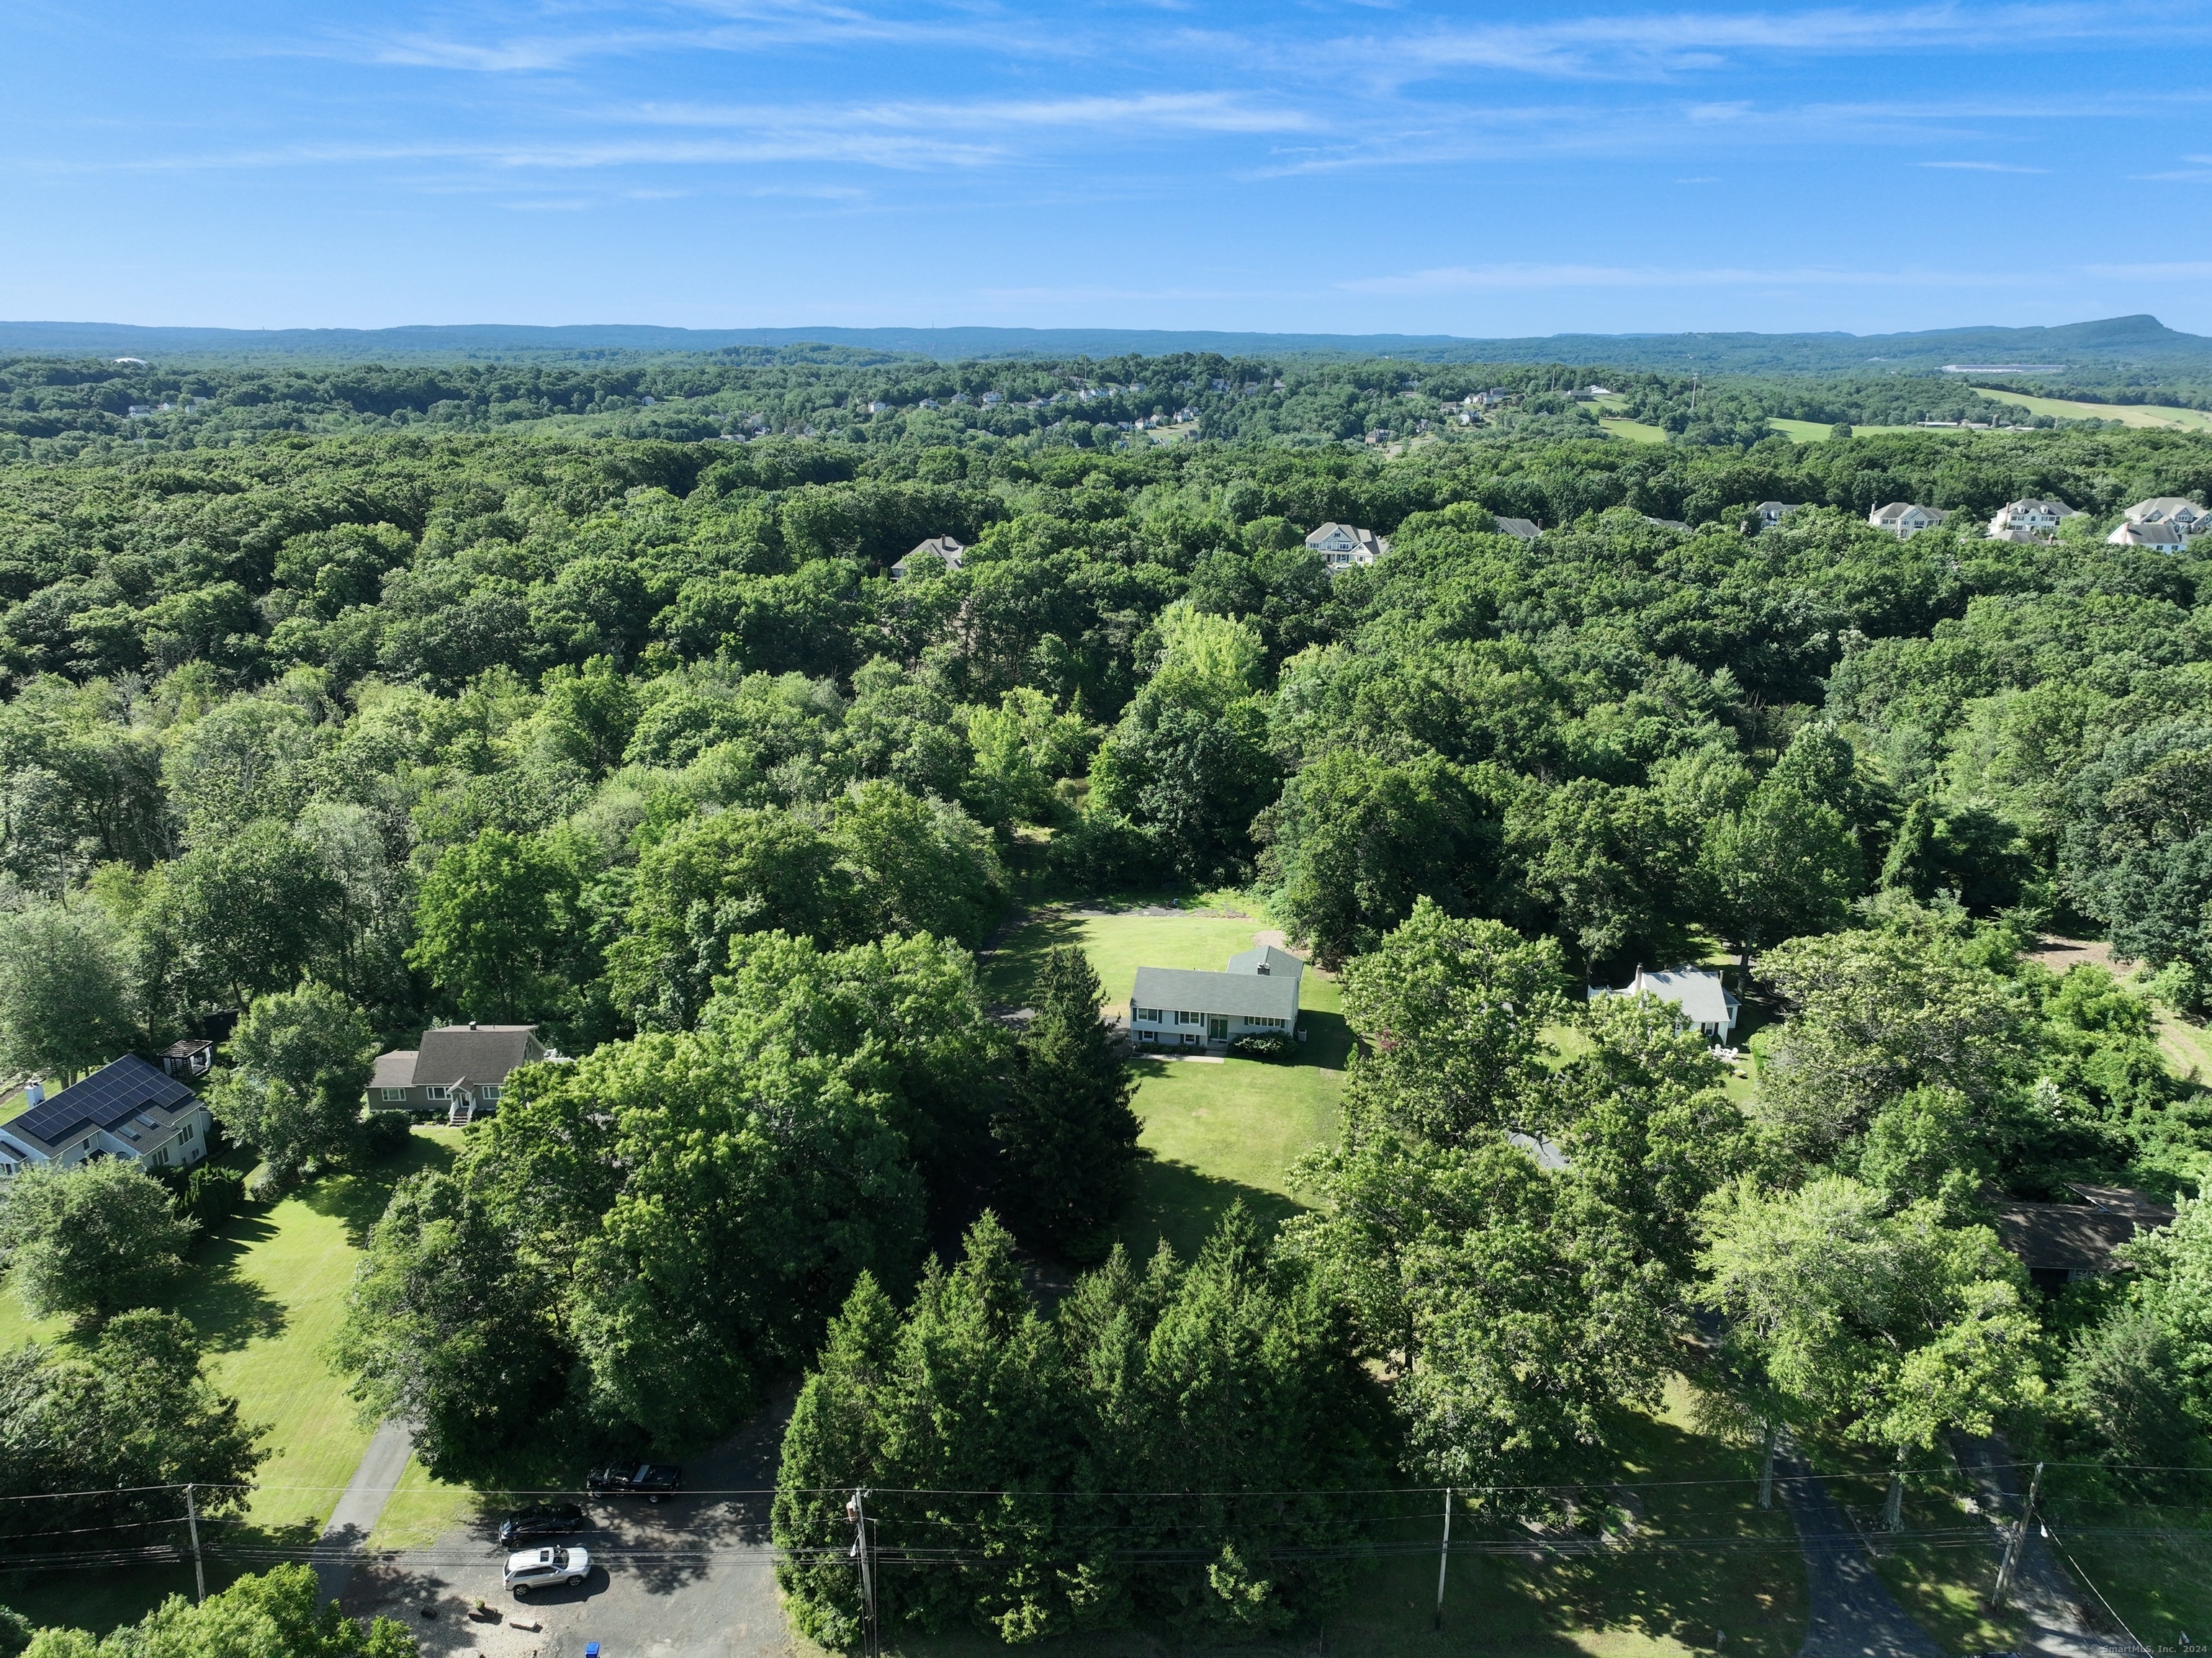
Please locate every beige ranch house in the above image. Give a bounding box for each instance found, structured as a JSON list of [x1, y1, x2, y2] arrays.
[[371, 1022, 553, 1124], [1130, 944, 1303, 1050]]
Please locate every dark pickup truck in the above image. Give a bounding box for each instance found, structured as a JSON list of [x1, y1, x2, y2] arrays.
[[585, 1462, 683, 1503]]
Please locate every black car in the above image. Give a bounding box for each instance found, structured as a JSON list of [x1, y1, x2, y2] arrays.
[[498, 1503, 587, 1546], [586, 1462, 683, 1502]]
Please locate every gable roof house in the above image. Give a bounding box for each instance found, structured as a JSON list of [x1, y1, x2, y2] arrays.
[[1589, 965, 1740, 1042], [2124, 496, 2210, 530], [1994, 1183, 2175, 1291], [1305, 522, 1390, 573], [2109, 519, 2188, 551], [0, 1055, 211, 1178], [1755, 501, 1805, 529], [1869, 502, 1949, 538], [2112, 497, 2212, 550], [370, 1023, 552, 1124], [1130, 944, 1304, 1049], [889, 536, 965, 581], [1987, 498, 2080, 542], [1491, 516, 1542, 541]]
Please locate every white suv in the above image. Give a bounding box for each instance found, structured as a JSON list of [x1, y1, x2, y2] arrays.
[[504, 1545, 591, 1597]]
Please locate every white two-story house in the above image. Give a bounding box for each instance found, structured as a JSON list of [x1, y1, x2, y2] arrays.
[[1305, 523, 1390, 573], [1869, 502, 1949, 538], [0, 1054, 212, 1179], [1130, 944, 1304, 1050]]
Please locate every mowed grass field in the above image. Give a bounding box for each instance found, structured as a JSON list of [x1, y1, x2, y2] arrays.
[[983, 905, 1349, 1260], [0, 1126, 474, 1631], [1973, 387, 2212, 432]]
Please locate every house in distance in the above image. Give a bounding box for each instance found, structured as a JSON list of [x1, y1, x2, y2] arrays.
[[1303, 522, 1390, 573], [890, 536, 966, 581], [1130, 944, 1303, 1051], [370, 1022, 554, 1124]]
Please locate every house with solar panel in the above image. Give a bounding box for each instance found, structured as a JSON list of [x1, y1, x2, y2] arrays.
[[1129, 944, 1303, 1052], [0, 1054, 212, 1178]]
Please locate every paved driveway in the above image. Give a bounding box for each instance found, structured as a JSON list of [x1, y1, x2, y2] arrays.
[[343, 1394, 804, 1658]]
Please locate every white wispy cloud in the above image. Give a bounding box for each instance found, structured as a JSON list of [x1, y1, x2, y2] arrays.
[[1915, 159, 2049, 171], [631, 91, 1311, 135], [1228, 2, 2191, 86]]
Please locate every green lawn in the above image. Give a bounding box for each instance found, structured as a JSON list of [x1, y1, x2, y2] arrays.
[[0, 1127, 466, 1632], [984, 906, 1351, 1260], [1974, 387, 2212, 432]]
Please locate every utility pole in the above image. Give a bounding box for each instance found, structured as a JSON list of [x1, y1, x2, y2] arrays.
[[184, 1484, 205, 1604], [847, 1489, 878, 1658], [1432, 1487, 1453, 1631], [1758, 1423, 1776, 1510], [1992, 1461, 2044, 1608]]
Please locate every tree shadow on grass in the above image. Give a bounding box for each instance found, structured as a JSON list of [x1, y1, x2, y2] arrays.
[[980, 908, 1087, 1005], [299, 1129, 462, 1248], [174, 1213, 287, 1352], [1296, 1009, 1354, 1071], [1118, 1156, 1305, 1265]]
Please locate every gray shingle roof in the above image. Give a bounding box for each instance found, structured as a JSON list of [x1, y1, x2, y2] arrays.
[[1130, 965, 1300, 1023], [405, 1026, 541, 1089]]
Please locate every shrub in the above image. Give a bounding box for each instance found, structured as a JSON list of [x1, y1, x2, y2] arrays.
[[1044, 812, 1163, 893], [181, 1164, 246, 1227], [361, 1111, 414, 1159], [1230, 1032, 1294, 1060]]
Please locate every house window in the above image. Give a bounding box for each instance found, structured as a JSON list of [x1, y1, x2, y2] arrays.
[[179, 1120, 194, 1142], [1174, 1011, 1204, 1026], [1133, 1008, 1163, 1023], [482, 1087, 500, 1102], [425, 1086, 448, 1101], [379, 1088, 407, 1103]]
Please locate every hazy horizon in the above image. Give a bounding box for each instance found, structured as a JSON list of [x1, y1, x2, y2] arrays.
[[4, 1, 2206, 337]]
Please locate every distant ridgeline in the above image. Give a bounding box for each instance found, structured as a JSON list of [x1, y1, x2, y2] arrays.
[[2, 311, 2211, 373]]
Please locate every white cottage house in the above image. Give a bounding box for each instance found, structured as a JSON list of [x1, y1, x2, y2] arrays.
[[1588, 965, 1740, 1042]]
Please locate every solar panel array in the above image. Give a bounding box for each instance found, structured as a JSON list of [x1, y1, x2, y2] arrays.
[[9, 1055, 198, 1149]]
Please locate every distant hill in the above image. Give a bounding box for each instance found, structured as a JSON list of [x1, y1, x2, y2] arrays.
[[4, 315, 2209, 375]]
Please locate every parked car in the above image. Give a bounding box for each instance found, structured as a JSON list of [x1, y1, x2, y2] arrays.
[[585, 1462, 682, 1502], [498, 1503, 586, 1546], [504, 1545, 590, 1597]]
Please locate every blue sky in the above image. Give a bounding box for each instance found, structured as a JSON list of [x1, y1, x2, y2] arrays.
[[4, 1, 2209, 337]]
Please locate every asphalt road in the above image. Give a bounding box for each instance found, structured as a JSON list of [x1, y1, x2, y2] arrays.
[[343, 1392, 802, 1658], [1771, 1446, 1945, 1658]]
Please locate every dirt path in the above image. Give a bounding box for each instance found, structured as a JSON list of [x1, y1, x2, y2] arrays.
[[1773, 1446, 1945, 1658]]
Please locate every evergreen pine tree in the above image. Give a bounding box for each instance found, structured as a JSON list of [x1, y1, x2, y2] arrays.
[[996, 946, 1141, 1258]]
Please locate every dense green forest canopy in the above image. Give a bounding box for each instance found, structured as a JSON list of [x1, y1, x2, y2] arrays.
[[0, 350, 2099, 463], [6, 351, 2212, 1643]]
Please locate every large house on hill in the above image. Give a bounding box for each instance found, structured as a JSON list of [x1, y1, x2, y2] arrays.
[[1987, 498, 2080, 541], [0, 1055, 211, 1178], [370, 1023, 552, 1123], [1305, 523, 1390, 573], [1869, 502, 1948, 538], [1130, 944, 1303, 1050]]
